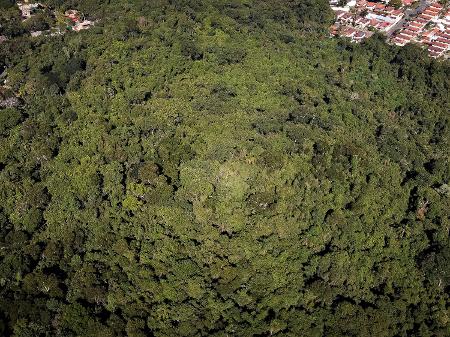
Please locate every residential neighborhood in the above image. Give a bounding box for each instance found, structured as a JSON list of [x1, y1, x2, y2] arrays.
[[4, 1, 96, 39], [0, 2, 96, 108], [17, 1, 44, 19], [63, 9, 95, 32], [329, 0, 450, 59]]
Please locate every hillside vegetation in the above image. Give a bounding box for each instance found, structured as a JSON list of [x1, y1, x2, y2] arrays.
[[0, 1, 449, 336]]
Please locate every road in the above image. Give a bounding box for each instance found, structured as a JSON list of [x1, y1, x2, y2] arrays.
[[386, 0, 431, 37]]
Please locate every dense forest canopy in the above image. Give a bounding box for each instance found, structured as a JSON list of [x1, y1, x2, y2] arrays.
[[0, 0, 449, 336]]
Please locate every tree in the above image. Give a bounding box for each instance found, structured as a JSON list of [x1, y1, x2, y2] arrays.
[[0, 0, 448, 336], [389, 0, 403, 8]]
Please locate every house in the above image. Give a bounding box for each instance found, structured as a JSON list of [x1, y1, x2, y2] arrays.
[[400, 30, 416, 37], [355, 17, 371, 28], [330, 0, 357, 11], [431, 41, 449, 50], [438, 10, 450, 26], [421, 29, 437, 40], [356, 0, 367, 8], [73, 20, 94, 32], [0, 35, 7, 44], [409, 21, 425, 28], [375, 3, 386, 12], [338, 12, 355, 24], [17, 2, 42, 19], [393, 37, 408, 46], [342, 26, 357, 37], [366, 12, 396, 23], [378, 21, 393, 31], [425, 7, 441, 14], [436, 37, 450, 46], [338, 26, 368, 42], [429, 51, 441, 58], [406, 26, 420, 33], [334, 10, 346, 18], [423, 10, 439, 18], [396, 32, 413, 41], [65, 10, 80, 23], [415, 18, 429, 25], [352, 30, 366, 42], [390, 10, 404, 19], [402, 0, 415, 6], [420, 13, 434, 20], [420, 36, 432, 44], [366, 2, 377, 10], [429, 3, 443, 11], [428, 45, 445, 55], [330, 24, 340, 35]]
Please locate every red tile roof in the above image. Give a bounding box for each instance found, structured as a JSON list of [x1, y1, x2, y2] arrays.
[[430, 3, 443, 10], [429, 52, 441, 58], [436, 37, 450, 44], [409, 21, 424, 28], [397, 33, 413, 40], [429, 45, 445, 52], [423, 10, 439, 16], [401, 30, 416, 37], [432, 41, 448, 49], [415, 18, 429, 24], [407, 26, 420, 32], [420, 14, 434, 19]]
